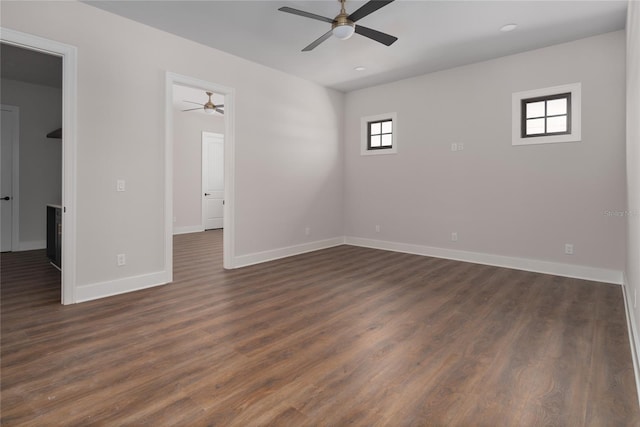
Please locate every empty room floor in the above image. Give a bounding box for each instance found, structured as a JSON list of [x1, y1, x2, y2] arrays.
[[1, 230, 639, 425]]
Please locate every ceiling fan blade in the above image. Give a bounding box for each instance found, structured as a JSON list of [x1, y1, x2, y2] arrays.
[[348, 0, 395, 22], [215, 104, 224, 109], [278, 7, 334, 24], [215, 108, 224, 114], [182, 107, 203, 112], [183, 100, 204, 106], [302, 30, 333, 52], [355, 25, 398, 46]]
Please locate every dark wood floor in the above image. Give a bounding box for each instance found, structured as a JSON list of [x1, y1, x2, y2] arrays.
[[1, 231, 639, 426]]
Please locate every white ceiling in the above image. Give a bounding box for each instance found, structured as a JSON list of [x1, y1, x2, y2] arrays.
[[87, 0, 627, 92]]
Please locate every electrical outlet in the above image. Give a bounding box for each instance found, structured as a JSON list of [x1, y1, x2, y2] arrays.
[[564, 244, 574, 255], [117, 254, 126, 266], [457, 143, 464, 151], [305, 227, 310, 236], [451, 232, 458, 242], [375, 225, 380, 233]]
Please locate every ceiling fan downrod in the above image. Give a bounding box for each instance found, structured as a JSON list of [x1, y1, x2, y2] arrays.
[[332, 0, 355, 40]]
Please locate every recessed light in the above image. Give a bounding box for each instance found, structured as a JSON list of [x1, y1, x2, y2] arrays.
[[354, 66, 366, 72], [500, 24, 517, 32]]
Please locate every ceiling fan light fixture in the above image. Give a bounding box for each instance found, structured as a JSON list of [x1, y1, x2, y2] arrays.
[[204, 107, 216, 115], [332, 22, 355, 40]]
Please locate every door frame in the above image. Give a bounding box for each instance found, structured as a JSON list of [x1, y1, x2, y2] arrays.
[[165, 72, 236, 273], [1, 28, 78, 304], [201, 131, 225, 231], [0, 104, 20, 251]]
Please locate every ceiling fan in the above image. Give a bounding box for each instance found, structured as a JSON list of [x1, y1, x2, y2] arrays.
[[278, 0, 398, 52], [182, 91, 224, 115]]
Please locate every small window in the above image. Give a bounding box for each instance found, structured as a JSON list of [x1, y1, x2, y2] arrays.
[[521, 93, 571, 138], [368, 119, 393, 150], [361, 112, 397, 155], [512, 82, 581, 146]]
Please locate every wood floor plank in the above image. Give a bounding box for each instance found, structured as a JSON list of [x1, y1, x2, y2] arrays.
[[2, 230, 639, 425]]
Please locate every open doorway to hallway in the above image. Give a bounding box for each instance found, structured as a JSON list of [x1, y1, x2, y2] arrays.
[[0, 42, 63, 303], [165, 72, 235, 276], [171, 84, 225, 235], [1, 28, 78, 305]]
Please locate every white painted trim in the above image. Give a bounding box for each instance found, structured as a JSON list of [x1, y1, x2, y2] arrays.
[[512, 82, 582, 146], [222, 88, 236, 269], [345, 236, 623, 285], [234, 237, 346, 268], [17, 240, 46, 251], [173, 225, 205, 235], [0, 104, 20, 251], [75, 270, 170, 303], [10, 107, 19, 252], [166, 72, 236, 273], [360, 112, 398, 156], [164, 77, 175, 284], [622, 273, 640, 408], [1, 28, 78, 305]]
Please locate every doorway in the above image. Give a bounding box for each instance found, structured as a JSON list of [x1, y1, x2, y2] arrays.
[[165, 72, 235, 277], [1, 43, 62, 257], [0, 28, 78, 304]]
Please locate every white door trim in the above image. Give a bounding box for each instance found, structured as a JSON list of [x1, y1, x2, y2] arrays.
[[165, 72, 236, 272], [201, 131, 224, 231], [0, 27, 78, 304], [0, 104, 20, 251]]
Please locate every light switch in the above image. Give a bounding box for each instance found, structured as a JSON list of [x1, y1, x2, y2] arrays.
[[117, 179, 126, 192]]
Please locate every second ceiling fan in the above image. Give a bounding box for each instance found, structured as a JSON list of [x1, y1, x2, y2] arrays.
[[279, 0, 398, 52], [182, 91, 224, 115]]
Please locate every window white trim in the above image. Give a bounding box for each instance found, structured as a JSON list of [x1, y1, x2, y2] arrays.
[[512, 83, 581, 146], [361, 112, 397, 155]]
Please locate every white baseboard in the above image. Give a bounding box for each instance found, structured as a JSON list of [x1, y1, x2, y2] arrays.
[[233, 237, 345, 268], [75, 270, 170, 303], [344, 236, 623, 285], [17, 240, 46, 251], [173, 225, 205, 235], [622, 273, 640, 407]]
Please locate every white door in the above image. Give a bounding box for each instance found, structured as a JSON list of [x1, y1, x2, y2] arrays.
[[1, 106, 17, 252], [202, 132, 224, 230]]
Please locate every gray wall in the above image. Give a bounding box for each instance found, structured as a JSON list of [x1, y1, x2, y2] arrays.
[[344, 31, 626, 272], [2, 1, 344, 292], [1, 2, 629, 304], [1, 78, 62, 249]]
